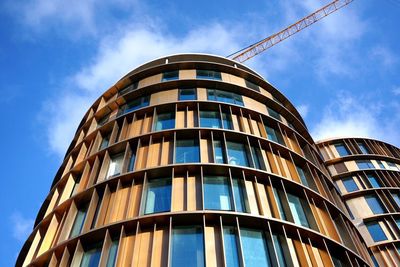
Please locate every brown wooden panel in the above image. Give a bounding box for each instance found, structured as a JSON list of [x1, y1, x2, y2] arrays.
[[172, 176, 185, 211], [151, 226, 169, 267], [205, 225, 223, 267]]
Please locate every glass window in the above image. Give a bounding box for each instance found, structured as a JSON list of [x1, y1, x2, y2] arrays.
[[213, 140, 226, 164], [223, 227, 240, 267], [241, 228, 271, 267], [90, 194, 102, 229], [251, 145, 265, 170], [144, 178, 171, 214], [118, 81, 138, 96], [396, 219, 400, 230], [97, 114, 110, 128], [356, 160, 374, 170], [387, 162, 399, 170], [162, 70, 179, 81], [196, 69, 221, 80], [222, 112, 233, 130], [107, 153, 124, 178], [365, 195, 385, 214], [175, 139, 200, 163], [106, 239, 119, 267], [265, 125, 285, 146], [99, 133, 110, 150], [207, 89, 243, 106], [204, 176, 232, 210], [358, 142, 369, 154], [127, 149, 136, 172], [267, 107, 281, 121], [392, 193, 400, 208], [272, 234, 287, 267], [296, 165, 309, 187], [367, 174, 381, 188], [245, 80, 260, 91], [80, 243, 102, 267], [287, 193, 309, 227], [232, 177, 248, 212], [120, 96, 150, 115], [342, 177, 358, 192], [70, 204, 88, 238], [273, 187, 286, 220], [179, 88, 196, 100], [366, 221, 387, 242], [200, 110, 221, 128], [154, 111, 175, 131], [227, 141, 250, 167], [170, 226, 204, 267], [334, 143, 350, 157], [377, 160, 385, 169]]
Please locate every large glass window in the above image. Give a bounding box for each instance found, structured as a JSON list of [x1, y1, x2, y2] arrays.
[[222, 112, 233, 130], [120, 96, 149, 115], [70, 204, 88, 238], [273, 187, 286, 220], [358, 142, 369, 154], [227, 141, 250, 167], [334, 143, 350, 157], [272, 234, 287, 267], [356, 160, 375, 170], [366, 221, 387, 242], [223, 227, 240, 267], [175, 139, 200, 163], [367, 174, 381, 188], [342, 177, 358, 192], [387, 162, 399, 170], [154, 111, 175, 131], [251, 145, 265, 170], [207, 89, 244, 106], [365, 195, 385, 214], [287, 193, 309, 227], [377, 160, 386, 169], [232, 177, 248, 212], [213, 140, 226, 164], [204, 176, 232, 210], [106, 239, 119, 267], [392, 193, 400, 208], [296, 165, 309, 187], [179, 88, 196, 100], [107, 153, 124, 178], [196, 69, 221, 80], [170, 226, 204, 267], [200, 110, 221, 128], [80, 243, 102, 267], [267, 107, 282, 122], [144, 178, 171, 214], [241, 228, 271, 267], [127, 148, 136, 172], [118, 81, 138, 96], [245, 80, 260, 91], [162, 70, 179, 81], [265, 125, 285, 146]]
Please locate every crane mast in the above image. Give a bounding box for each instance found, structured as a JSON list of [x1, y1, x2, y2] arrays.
[[228, 0, 354, 63]]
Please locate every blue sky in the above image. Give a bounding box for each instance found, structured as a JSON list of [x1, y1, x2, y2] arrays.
[[1, 0, 400, 265]]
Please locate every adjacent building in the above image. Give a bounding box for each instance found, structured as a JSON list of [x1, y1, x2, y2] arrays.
[[17, 54, 375, 266], [317, 138, 400, 266]]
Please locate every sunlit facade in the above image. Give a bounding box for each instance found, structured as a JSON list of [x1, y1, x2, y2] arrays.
[[17, 54, 373, 267]]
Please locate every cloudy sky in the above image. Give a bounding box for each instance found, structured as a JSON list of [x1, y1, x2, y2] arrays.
[[1, 0, 400, 265]]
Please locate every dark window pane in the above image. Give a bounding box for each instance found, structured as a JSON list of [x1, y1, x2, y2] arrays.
[[251, 146, 265, 170], [162, 70, 179, 81], [227, 141, 250, 167], [356, 160, 374, 170], [170, 226, 204, 267], [366, 221, 387, 242], [272, 234, 287, 267], [99, 133, 110, 150], [273, 187, 286, 220], [179, 88, 196, 100], [204, 176, 232, 210], [106, 239, 119, 267], [365, 195, 385, 214], [207, 89, 243, 106], [287, 193, 309, 227], [342, 177, 358, 192], [358, 142, 369, 154], [154, 112, 175, 131], [213, 140, 226, 164], [144, 178, 171, 214], [196, 70, 221, 80], [232, 177, 248, 212], [296, 165, 309, 187], [175, 139, 200, 163], [200, 110, 221, 128], [334, 143, 350, 157], [128, 149, 136, 172], [267, 107, 281, 121], [222, 112, 233, 130], [241, 228, 271, 267], [118, 82, 138, 96], [265, 125, 285, 146], [367, 174, 381, 188], [80, 243, 102, 267], [245, 80, 260, 91], [121, 96, 150, 115], [223, 227, 240, 267], [107, 153, 124, 178], [70, 204, 88, 238]]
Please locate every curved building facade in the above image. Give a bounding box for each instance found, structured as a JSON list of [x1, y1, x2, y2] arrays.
[[18, 54, 372, 267], [317, 137, 400, 266]]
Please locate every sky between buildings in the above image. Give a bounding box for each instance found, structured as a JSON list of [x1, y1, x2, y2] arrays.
[[1, 0, 400, 265]]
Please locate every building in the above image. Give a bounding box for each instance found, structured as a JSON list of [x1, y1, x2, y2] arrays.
[[17, 54, 374, 266], [317, 138, 400, 266]]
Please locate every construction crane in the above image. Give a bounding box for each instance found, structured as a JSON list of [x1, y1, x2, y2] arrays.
[[227, 0, 354, 63]]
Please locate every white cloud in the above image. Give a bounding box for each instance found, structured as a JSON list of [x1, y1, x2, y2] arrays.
[[297, 104, 309, 118], [393, 86, 400, 95], [370, 46, 398, 67], [311, 91, 400, 146], [10, 212, 34, 242], [42, 22, 250, 157]]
